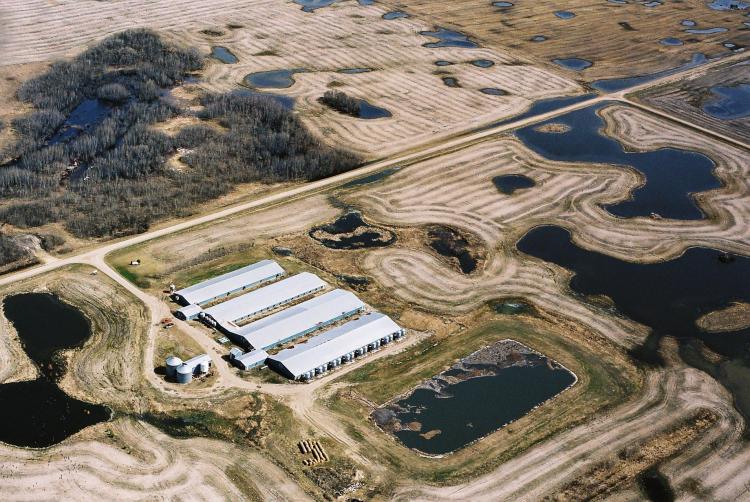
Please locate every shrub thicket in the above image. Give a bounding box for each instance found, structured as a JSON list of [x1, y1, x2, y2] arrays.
[[0, 30, 360, 239], [319, 90, 361, 117]]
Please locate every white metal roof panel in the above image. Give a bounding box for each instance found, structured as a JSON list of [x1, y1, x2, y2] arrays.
[[177, 304, 203, 319], [269, 313, 402, 378], [182, 353, 211, 371], [235, 350, 269, 368], [203, 272, 327, 324], [232, 289, 364, 350], [175, 260, 284, 305]]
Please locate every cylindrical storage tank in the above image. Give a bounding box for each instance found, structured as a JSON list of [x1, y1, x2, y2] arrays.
[[165, 356, 182, 380], [199, 361, 210, 374], [176, 364, 192, 384]]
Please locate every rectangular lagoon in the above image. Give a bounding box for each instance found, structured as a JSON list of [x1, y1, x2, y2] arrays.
[[372, 339, 576, 455]]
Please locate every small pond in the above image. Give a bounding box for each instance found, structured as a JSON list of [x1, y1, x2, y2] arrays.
[[554, 10, 576, 19], [552, 58, 592, 71], [210, 46, 238, 64], [337, 67, 373, 74], [48, 99, 112, 145], [435, 60, 454, 66], [493, 1, 514, 6], [531, 35, 548, 42], [515, 103, 720, 220], [702, 84, 750, 120], [493, 174, 535, 194], [708, 0, 749, 10], [309, 211, 396, 249], [294, 0, 335, 11], [427, 225, 479, 274], [244, 69, 304, 89], [341, 167, 400, 189], [685, 27, 728, 34], [420, 28, 479, 48], [471, 59, 494, 68], [480, 88, 507, 96], [660, 37, 683, 46], [383, 11, 408, 19], [442, 77, 460, 88], [488, 93, 595, 128], [372, 339, 576, 455], [1, 293, 110, 447]]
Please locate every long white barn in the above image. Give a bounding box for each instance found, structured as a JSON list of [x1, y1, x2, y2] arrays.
[[267, 313, 404, 380], [225, 289, 365, 351], [203, 272, 327, 326], [172, 260, 284, 306]]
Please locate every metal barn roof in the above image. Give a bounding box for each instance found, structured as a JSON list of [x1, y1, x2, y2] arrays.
[[174, 260, 284, 305], [234, 350, 269, 370], [268, 313, 402, 378], [182, 353, 211, 371], [229, 289, 365, 350], [177, 303, 203, 320], [205, 272, 327, 324]]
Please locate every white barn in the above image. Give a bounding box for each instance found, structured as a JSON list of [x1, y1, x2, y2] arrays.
[[266, 313, 404, 380], [171, 260, 284, 306], [225, 289, 365, 351], [202, 272, 327, 326]]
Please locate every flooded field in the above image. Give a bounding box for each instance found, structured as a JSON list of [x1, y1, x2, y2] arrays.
[[1, 293, 110, 447], [515, 103, 719, 220], [372, 339, 576, 455], [703, 84, 750, 120]]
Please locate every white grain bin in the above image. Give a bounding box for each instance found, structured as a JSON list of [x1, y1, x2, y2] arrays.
[[165, 355, 183, 380], [176, 364, 193, 384]]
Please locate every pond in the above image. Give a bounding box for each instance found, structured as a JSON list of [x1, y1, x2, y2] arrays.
[[309, 211, 396, 249], [554, 10, 576, 19], [294, 0, 335, 11], [515, 225, 750, 416], [372, 339, 576, 455], [471, 59, 494, 68], [685, 27, 728, 34], [552, 58, 592, 71], [337, 67, 373, 74], [493, 174, 535, 194], [480, 88, 507, 96], [702, 84, 750, 120], [427, 225, 479, 274], [383, 11, 408, 19], [531, 35, 548, 42], [493, 1, 514, 6], [514, 103, 720, 220], [210, 46, 238, 64], [244, 69, 304, 89], [660, 37, 683, 46], [1, 293, 110, 447], [358, 100, 392, 119], [442, 77, 460, 88], [435, 60, 454, 66], [420, 28, 479, 48], [341, 167, 400, 189], [48, 99, 112, 145]]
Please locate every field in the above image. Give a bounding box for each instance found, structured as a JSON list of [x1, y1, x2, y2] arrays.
[[376, 0, 750, 82]]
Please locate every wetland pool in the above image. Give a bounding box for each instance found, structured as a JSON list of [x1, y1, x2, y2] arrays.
[[493, 174, 535, 194], [1, 293, 110, 448], [210, 46, 238, 64], [516, 225, 750, 417], [372, 339, 575, 455], [244, 69, 304, 89], [702, 84, 750, 120], [309, 211, 396, 249], [514, 103, 719, 220]]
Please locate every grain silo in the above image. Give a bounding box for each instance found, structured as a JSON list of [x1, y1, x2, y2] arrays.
[[165, 356, 182, 380], [176, 364, 193, 384]]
